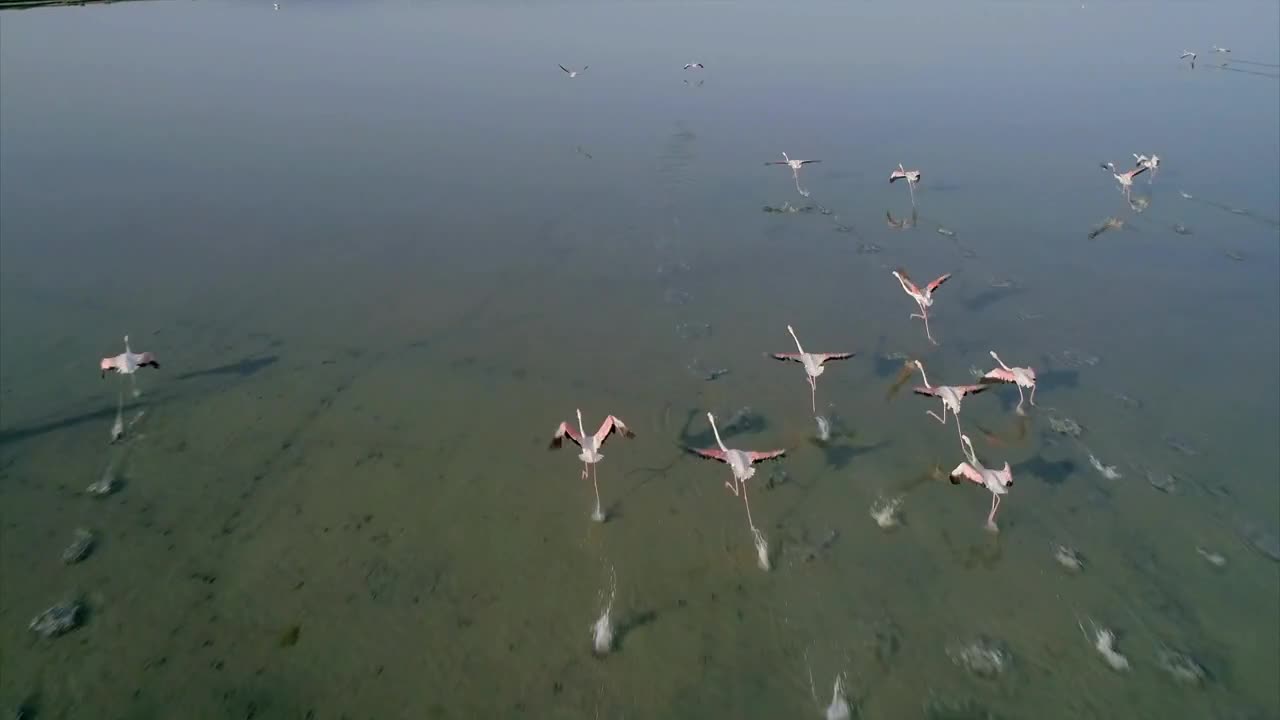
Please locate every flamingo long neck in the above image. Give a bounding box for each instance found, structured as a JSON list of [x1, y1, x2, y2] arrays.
[[991, 351, 1011, 371], [787, 325, 804, 355], [124, 335, 132, 354], [575, 410, 587, 441], [782, 152, 790, 163], [960, 435, 978, 466], [708, 414, 728, 452], [916, 363, 932, 389]]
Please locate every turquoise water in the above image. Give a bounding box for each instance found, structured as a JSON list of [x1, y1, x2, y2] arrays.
[[2, 1, 1278, 718]]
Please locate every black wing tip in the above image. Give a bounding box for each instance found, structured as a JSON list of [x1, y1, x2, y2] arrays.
[[549, 437, 564, 450]]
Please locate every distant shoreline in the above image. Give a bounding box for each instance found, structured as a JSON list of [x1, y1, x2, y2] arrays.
[[0, 0, 161, 10]]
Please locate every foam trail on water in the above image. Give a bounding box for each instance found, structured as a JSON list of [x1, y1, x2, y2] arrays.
[[590, 568, 616, 656]]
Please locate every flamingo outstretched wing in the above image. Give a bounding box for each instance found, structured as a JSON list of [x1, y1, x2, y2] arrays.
[[594, 415, 635, 446], [798, 160, 821, 166], [814, 352, 856, 364], [912, 386, 942, 398], [686, 446, 728, 462], [981, 368, 1018, 385], [949, 462, 984, 486], [956, 384, 990, 397], [559, 64, 571, 74], [769, 353, 804, 363], [893, 270, 923, 295], [549, 422, 583, 450], [889, 170, 908, 183], [926, 274, 952, 293], [747, 449, 787, 463], [134, 352, 160, 369]]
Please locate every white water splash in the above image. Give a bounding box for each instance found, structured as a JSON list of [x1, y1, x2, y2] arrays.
[[825, 675, 851, 720], [1079, 618, 1129, 671], [590, 568, 616, 656], [1088, 452, 1122, 480], [110, 392, 124, 443], [870, 496, 903, 529], [815, 416, 831, 442], [752, 527, 771, 571]]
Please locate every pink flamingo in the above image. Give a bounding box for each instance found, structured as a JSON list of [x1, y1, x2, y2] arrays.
[[99, 335, 159, 378], [769, 325, 855, 412], [1101, 162, 1148, 200], [766, 152, 821, 197], [911, 360, 989, 442], [687, 412, 786, 569], [550, 409, 635, 522], [950, 434, 1014, 532], [889, 164, 922, 206], [891, 269, 951, 344], [980, 350, 1038, 414]]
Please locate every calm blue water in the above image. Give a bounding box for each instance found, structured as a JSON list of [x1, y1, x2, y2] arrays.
[[2, 1, 1278, 718]]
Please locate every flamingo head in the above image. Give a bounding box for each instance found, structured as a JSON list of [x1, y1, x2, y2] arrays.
[[998, 463, 1013, 488]]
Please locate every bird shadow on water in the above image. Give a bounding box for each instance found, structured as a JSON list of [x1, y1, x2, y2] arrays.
[[174, 355, 279, 381], [0, 406, 117, 446], [676, 407, 769, 448], [812, 436, 891, 470], [962, 286, 1024, 313], [613, 609, 660, 652], [1011, 455, 1076, 485]]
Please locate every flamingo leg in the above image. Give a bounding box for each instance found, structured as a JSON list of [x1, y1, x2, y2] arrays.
[[1029, 384, 1038, 407], [927, 405, 947, 424], [742, 483, 757, 532], [987, 494, 1001, 530], [592, 464, 602, 509], [922, 309, 936, 344], [955, 414, 964, 444], [809, 376, 817, 413], [1015, 385, 1026, 415], [581, 462, 589, 481], [908, 181, 917, 207]]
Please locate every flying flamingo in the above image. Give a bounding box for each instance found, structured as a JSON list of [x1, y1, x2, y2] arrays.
[[1181, 51, 1197, 68], [1213, 45, 1230, 54], [549, 409, 634, 522], [950, 434, 1013, 532], [1101, 162, 1148, 200], [687, 412, 785, 570], [911, 360, 989, 442], [889, 164, 922, 206], [891, 269, 951, 344], [766, 152, 821, 197], [980, 350, 1038, 414], [100, 335, 159, 397], [683, 62, 705, 70], [1133, 153, 1160, 182], [769, 325, 855, 412], [559, 64, 588, 78]]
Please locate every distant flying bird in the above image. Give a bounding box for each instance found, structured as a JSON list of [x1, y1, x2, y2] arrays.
[[891, 268, 951, 344], [550, 409, 635, 522], [1181, 51, 1197, 67], [1133, 153, 1160, 181], [683, 63, 705, 70], [950, 434, 1014, 532], [1101, 161, 1148, 199], [559, 64, 588, 78], [980, 350, 1038, 414], [766, 152, 821, 197], [100, 335, 159, 378], [889, 164, 922, 206], [769, 324, 855, 412], [1213, 45, 1231, 53]]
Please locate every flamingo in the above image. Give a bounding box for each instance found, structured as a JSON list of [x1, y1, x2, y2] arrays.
[[683, 62, 705, 70], [891, 269, 951, 344], [889, 164, 922, 206], [1181, 51, 1197, 68], [1101, 162, 1148, 200], [769, 325, 855, 412], [1133, 153, 1160, 182], [549, 409, 634, 522], [99, 335, 160, 378], [950, 434, 1013, 532], [687, 412, 785, 570], [1213, 45, 1230, 53], [559, 64, 588, 78], [766, 153, 821, 197], [911, 360, 989, 442], [980, 351, 1037, 414]]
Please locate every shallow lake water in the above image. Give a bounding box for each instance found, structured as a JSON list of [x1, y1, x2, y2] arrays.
[[2, 1, 1278, 718]]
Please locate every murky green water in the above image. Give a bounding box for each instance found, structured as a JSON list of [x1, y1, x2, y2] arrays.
[[2, 1, 1278, 718]]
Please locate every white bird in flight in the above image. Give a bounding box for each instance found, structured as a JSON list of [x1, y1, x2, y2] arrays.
[[683, 63, 705, 70], [1213, 45, 1231, 53], [1180, 51, 1196, 67], [559, 64, 588, 78]]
